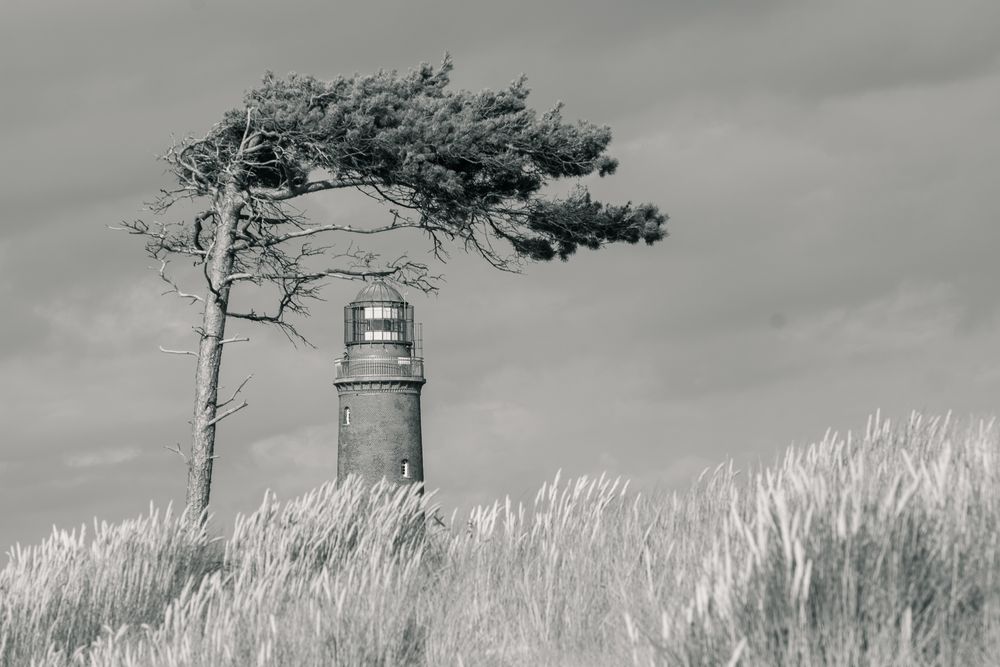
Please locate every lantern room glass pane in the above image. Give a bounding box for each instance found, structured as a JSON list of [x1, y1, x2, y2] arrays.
[[363, 330, 402, 341], [362, 306, 402, 319]]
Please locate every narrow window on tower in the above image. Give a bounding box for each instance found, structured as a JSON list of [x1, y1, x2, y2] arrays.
[[401, 459, 411, 478], [344, 407, 351, 425]]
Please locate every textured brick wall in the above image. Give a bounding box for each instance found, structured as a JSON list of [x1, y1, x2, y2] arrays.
[[336, 386, 424, 485]]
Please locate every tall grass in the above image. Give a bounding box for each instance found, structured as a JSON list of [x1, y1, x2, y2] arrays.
[[2, 410, 998, 665]]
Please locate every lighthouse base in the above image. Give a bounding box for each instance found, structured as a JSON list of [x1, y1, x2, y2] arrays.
[[336, 383, 424, 486]]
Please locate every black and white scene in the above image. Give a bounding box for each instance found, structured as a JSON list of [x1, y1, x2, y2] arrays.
[[2, 0, 999, 664]]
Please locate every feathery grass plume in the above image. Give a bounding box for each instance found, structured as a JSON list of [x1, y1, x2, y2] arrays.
[[3, 411, 1000, 665], [627, 411, 1000, 666], [0, 503, 220, 666]]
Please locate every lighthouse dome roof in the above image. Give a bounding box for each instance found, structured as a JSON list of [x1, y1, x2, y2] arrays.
[[352, 279, 405, 303]]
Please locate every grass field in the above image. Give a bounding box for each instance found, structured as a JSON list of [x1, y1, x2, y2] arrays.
[[1, 410, 998, 665]]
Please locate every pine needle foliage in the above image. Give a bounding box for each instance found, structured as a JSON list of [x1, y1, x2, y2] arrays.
[[183, 56, 667, 264], [2, 411, 999, 665]]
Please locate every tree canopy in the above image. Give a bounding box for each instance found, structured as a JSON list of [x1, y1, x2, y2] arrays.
[[163, 56, 665, 274]]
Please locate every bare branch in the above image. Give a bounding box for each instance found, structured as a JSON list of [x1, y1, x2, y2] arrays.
[[219, 374, 253, 409], [159, 346, 198, 357], [250, 178, 368, 201], [235, 107, 257, 159], [230, 218, 423, 252], [222, 272, 256, 285], [225, 265, 403, 285], [228, 310, 284, 322], [227, 307, 314, 347], [156, 259, 204, 304], [219, 336, 250, 345], [207, 401, 248, 427], [164, 443, 188, 464], [116, 219, 208, 258]]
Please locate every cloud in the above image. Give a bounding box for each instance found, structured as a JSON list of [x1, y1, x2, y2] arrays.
[[64, 447, 140, 468], [245, 423, 340, 500], [248, 423, 338, 470], [31, 281, 195, 357], [779, 281, 961, 361], [609, 0, 1000, 104], [622, 454, 721, 495]]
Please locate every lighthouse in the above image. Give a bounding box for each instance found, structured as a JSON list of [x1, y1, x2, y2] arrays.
[[334, 280, 426, 486]]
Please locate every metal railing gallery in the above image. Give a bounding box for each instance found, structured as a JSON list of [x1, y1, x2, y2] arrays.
[[334, 356, 425, 380]]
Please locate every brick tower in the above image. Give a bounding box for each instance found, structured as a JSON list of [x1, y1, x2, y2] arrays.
[[334, 280, 426, 486]]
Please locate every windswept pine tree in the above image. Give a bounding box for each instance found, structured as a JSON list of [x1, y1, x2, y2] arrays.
[[120, 56, 668, 523]]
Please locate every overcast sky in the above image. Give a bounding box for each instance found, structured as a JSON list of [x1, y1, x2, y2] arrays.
[[2, 0, 999, 551]]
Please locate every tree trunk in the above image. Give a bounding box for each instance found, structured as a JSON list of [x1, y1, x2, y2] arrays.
[[185, 191, 241, 524]]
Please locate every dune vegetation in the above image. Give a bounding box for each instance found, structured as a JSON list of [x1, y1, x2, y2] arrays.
[[1, 411, 998, 666]]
